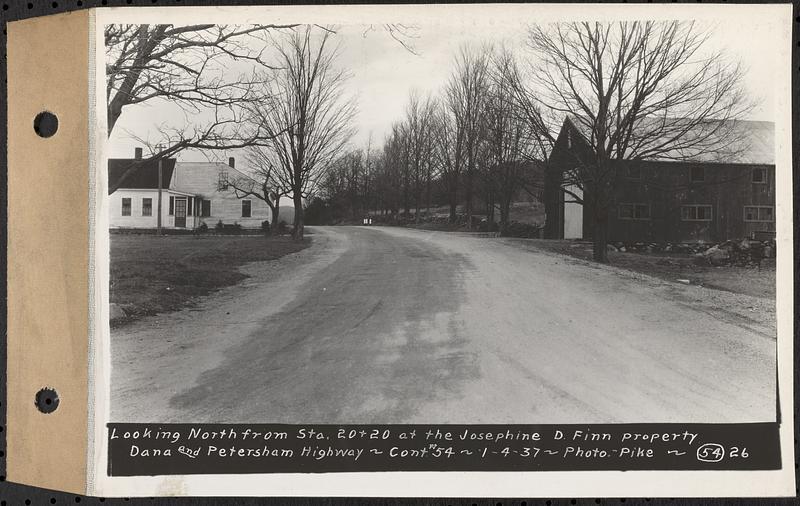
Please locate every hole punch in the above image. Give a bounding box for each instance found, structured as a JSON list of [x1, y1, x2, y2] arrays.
[[35, 387, 60, 414], [33, 111, 58, 138]]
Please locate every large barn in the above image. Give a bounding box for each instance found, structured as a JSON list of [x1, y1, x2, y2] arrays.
[[543, 116, 776, 244]]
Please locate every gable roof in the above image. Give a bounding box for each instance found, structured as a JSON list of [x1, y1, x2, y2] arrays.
[[108, 158, 177, 190], [175, 161, 254, 180], [171, 161, 260, 189], [564, 115, 774, 165]]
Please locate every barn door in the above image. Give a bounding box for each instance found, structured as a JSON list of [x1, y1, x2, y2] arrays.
[[174, 198, 187, 228], [563, 185, 583, 239]]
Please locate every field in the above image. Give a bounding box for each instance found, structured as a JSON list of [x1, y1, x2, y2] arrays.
[[110, 233, 310, 326]]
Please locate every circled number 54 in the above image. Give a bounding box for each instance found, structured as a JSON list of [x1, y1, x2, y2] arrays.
[[696, 443, 749, 462]]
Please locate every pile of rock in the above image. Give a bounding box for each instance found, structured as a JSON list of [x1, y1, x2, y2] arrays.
[[693, 238, 775, 267], [608, 242, 709, 254]]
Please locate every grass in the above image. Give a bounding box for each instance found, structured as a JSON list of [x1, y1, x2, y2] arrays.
[[110, 234, 310, 326], [507, 238, 776, 300]]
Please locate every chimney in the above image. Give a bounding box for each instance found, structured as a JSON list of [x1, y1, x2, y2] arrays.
[[228, 156, 235, 168], [134, 147, 143, 159]]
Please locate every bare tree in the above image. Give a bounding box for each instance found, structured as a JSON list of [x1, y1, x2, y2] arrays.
[[245, 26, 356, 240], [401, 91, 439, 223], [482, 49, 544, 235], [384, 121, 414, 217], [445, 44, 492, 229], [106, 24, 287, 133], [524, 21, 753, 262], [432, 100, 465, 223], [379, 123, 408, 218], [105, 23, 298, 194]]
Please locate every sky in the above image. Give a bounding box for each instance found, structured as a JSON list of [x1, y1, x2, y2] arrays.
[[107, 11, 785, 174]]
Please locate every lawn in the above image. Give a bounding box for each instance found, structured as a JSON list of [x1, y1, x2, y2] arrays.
[[504, 238, 776, 300], [110, 233, 310, 326]]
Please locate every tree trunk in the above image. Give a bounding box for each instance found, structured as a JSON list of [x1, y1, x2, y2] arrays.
[[591, 159, 610, 263], [464, 170, 473, 230], [425, 171, 432, 215], [403, 181, 410, 218], [292, 193, 305, 241], [592, 207, 609, 263], [499, 200, 511, 237], [486, 194, 495, 229], [269, 196, 281, 232], [449, 201, 458, 224], [448, 172, 459, 223]]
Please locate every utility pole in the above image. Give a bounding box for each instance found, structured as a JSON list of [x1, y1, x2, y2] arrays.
[[156, 146, 163, 236]]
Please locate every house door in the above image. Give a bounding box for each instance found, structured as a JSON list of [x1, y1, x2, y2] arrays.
[[174, 198, 187, 228]]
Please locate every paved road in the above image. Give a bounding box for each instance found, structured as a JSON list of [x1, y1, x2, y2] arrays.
[[111, 226, 776, 423]]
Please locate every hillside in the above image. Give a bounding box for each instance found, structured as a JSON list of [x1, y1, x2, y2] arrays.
[[274, 206, 295, 225]]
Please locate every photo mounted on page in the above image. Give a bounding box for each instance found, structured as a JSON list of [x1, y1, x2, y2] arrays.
[[105, 14, 778, 427]]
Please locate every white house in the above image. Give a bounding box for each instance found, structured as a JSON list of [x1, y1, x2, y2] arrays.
[[109, 150, 271, 230]]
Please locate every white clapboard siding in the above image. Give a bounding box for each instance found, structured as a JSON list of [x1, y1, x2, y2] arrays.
[[171, 161, 272, 229], [109, 189, 184, 229]]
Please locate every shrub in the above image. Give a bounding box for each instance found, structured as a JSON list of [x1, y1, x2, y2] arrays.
[[215, 220, 224, 232], [478, 220, 499, 232], [261, 220, 271, 236], [198, 222, 208, 233], [277, 220, 289, 235], [503, 221, 541, 238]]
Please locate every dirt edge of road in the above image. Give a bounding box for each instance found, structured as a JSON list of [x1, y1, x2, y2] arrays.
[[499, 236, 776, 337], [110, 228, 350, 422]]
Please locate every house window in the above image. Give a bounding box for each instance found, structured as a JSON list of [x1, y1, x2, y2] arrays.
[[752, 168, 767, 183], [618, 203, 650, 220], [744, 206, 774, 222], [241, 199, 252, 218], [142, 198, 152, 217], [121, 198, 131, 216], [201, 200, 212, 217], [169, 196, 174, 215], [218, 171, 229, 191], [690, 166, 705, 182], [681, 205, 713, 221]]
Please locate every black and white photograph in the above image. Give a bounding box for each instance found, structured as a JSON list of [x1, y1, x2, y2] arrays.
[[97, 5, 792, 490]]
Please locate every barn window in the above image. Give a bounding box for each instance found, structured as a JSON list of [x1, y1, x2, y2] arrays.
[[618, 203, 650, 220], [241, 199, 252, 218], [744, 206, 774, 222], [690, 166, 705, 182], [142, 198, 152, 217], [752, 168, 767, 183], [121, 198, 131, 216], [681, 205, 713, 221], [168, 196, 174, 215], [201, 200, 212, 217], [625, 165, 641, 179]]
